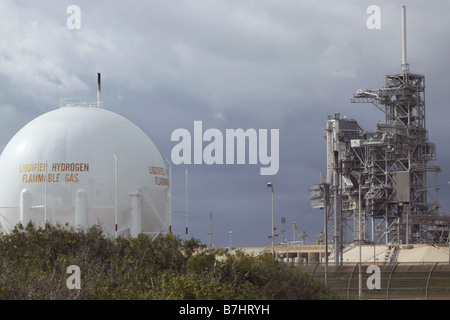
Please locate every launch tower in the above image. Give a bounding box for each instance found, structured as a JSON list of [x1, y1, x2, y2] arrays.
[[310, 6, 450, 264]]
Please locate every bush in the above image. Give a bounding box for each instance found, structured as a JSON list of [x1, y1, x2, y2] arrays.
[[0, 223, 336, 300]]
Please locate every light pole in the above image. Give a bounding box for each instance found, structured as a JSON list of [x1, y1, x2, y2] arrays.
[[292, 221, 298, 244], [165, 158, 172, 234], [448, 181, 450, 264], [171, 164, 188, 239], [358, 172, 362, 299], [267, 182, 275, 256], [182, 164, 188, 239]]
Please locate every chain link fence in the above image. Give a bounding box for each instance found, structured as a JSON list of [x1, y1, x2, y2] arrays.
[[301, 262, 450, 300]]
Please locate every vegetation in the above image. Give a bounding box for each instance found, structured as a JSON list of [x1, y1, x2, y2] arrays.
[[0, 223, 337, 300]]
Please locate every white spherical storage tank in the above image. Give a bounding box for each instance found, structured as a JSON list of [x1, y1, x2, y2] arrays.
[[0, 100, 171, 238]]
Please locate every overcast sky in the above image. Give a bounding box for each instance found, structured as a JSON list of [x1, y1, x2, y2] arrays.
[[1, 0, 450, 247]]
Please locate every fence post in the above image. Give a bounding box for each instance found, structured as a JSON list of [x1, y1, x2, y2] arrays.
[[425, 262, 438, 300], [347, 263, 359, 299], [386, 262, 398, 300], [311, 262, 320, 275]]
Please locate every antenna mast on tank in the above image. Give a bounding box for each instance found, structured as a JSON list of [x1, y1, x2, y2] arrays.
[[97, 73, 101, 107]]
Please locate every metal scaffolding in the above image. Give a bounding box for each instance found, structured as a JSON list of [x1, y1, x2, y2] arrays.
[[310, 6, 450, 264]]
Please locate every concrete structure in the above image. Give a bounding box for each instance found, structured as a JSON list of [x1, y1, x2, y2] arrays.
[[276, 244, 328, 264], [329, 244, 450, 264], [270, 244, 449, 264], [227, 243, 450, 264]]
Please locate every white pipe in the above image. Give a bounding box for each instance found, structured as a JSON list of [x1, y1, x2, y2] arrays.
[[20, 188, 32, 225], [44, 156, 48, 225], [141, 193, 166, 227], [130, 189, 142, 238], [75, 188, 88, 229], [114, 154, 118, 238]]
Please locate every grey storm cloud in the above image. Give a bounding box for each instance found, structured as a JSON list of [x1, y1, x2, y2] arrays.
[[0, 0, 449, 246]]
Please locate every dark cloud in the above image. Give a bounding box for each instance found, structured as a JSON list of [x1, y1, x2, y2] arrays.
[[0, 1, 449, 246]]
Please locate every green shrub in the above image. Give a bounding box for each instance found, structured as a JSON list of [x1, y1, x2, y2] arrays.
[[0, 223, 335, 300]]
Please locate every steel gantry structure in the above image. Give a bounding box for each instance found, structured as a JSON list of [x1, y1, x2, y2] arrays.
[[310, 6, 450, 264]]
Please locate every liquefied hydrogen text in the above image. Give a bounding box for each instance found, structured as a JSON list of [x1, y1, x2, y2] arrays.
[[19, 162, 90, 184]]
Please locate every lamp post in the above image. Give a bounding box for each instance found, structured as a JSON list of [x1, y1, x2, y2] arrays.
[[182, 164, 188, 239], [358, 172, 362, 299], [171, 164, 188, 239], [165, 158, 172, 234], [267, 182, 275, 256]]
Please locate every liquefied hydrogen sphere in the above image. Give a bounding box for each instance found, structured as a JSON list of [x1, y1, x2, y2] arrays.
[[0, 100, 171, 238]]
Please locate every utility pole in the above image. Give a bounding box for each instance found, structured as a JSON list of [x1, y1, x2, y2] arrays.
[[209, 212, 212, 249], [292, 221, 298, 244], [267, 182, 275, 256], [281, 217, 286, 243], [359, 172, 363, 299]]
